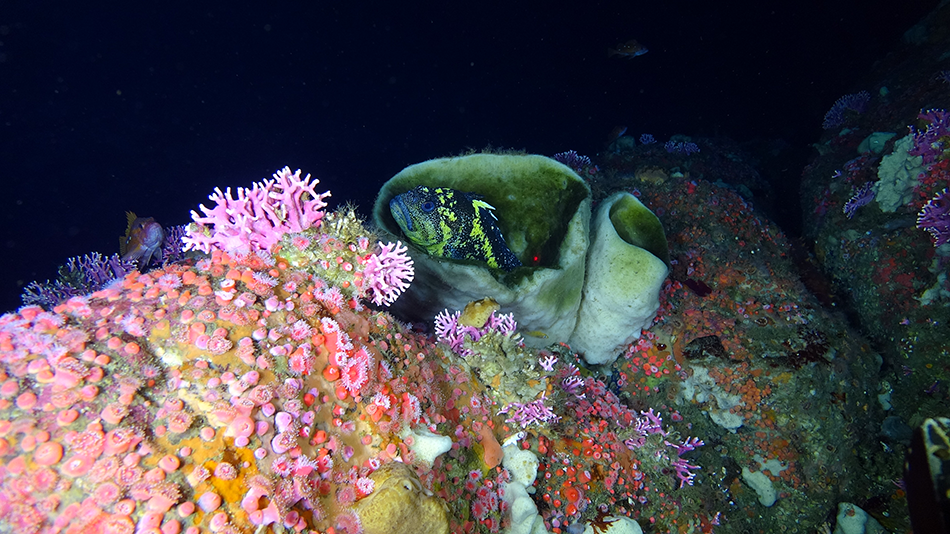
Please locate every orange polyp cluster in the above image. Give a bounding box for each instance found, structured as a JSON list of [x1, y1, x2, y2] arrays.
[[0, 227, 482, 534]]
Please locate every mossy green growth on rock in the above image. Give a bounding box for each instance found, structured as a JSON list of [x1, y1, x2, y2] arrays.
[[873, 134, 925, 212], [373, 154, 592, 344], [277, 205, 380, 301]]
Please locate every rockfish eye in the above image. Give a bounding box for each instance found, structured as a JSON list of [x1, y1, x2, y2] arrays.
[[421, 201, 435, 212]]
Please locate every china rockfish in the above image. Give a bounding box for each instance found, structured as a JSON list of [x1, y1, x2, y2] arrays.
[[389, 185, 521, 271]]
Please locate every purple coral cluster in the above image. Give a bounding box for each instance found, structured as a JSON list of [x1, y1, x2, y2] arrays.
[[909, 108, 950, 166], [639, 133, 656, 145], [21, 252, 137, 308], [917, 188, 950, 247], [552, 150, 594, 174], [433, 308, 517, 356], [664, 140, 701, 155], [22, 221, 188, 309], [361, 241, 415, 306], [623, 408, 704, 488], [183, 167, 331, 254], [498, 392, 561, 428], [538, 351, 558, 371], [843, 183, 875, 219], [665, 436, 705, 487], [560, 369, 705, 489], [822, 90, 871, 130], [161, 224, 188, 264]]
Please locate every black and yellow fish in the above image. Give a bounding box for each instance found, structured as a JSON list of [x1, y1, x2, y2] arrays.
[[389, 185, 521, 271]]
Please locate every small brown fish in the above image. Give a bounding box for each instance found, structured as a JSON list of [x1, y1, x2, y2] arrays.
[[608, 39, 648, 59], [606, 125, 628, 145], [120, 211, 165, 266]]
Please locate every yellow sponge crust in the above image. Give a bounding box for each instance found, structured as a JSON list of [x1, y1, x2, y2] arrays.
[[354, 462, 450, 534]]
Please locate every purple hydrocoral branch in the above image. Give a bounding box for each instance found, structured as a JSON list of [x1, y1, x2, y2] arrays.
[[21, 253, 136, 309], [843, 183, 875, 219], [665, 436, 704, 456], [69, 253, 135, 289], [822, 91, 871, 130], [552, 150, 593, 174], [434, 308, 518, 356], [917, 188, 950, 247], [161, 224, 188, 264], [664, 140, 700, 155], [558, 364, 585, 397], [434, 310, 476, 356], [624, 408, 671, 449], [183, 167, 330, 254], [557, 369, 704, 489], [670, 457, 701, 488], [538, 352, 558, 372], [909, 108, 950, 166], [637, 408, 669, 436], [20, 280, 81, 309], [485, 310, 517, 335], [362, 241, 414, 306], [621, 411, 704, 488], [560, 375, 585, 397], [498, 392, 561, 428]]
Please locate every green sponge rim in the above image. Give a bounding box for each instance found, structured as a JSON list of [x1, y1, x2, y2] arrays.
[[607, 193, 670, 268]]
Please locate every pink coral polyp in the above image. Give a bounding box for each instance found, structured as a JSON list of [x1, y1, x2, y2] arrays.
[[340, 347, 371, 395]]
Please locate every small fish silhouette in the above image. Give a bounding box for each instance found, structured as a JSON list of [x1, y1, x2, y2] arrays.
[[608, 39, 648, 59], [119, 211, 164, 266], [606, 125, 628, 144]]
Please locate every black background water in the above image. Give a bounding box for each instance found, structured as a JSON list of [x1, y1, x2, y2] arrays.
[[0, 0, 936, 312]]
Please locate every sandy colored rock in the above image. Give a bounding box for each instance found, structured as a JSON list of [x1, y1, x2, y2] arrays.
[[354, 462, 450, 534], [459, 297, 500, 328], [634, 165, 668, 185]]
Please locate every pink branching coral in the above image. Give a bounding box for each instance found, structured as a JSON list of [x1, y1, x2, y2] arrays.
[[183, 167, 331, 254], [361, 241, 414, 306]]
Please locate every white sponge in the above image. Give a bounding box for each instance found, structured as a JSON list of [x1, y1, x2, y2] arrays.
[[402, 426, 451, 465], [502, 444, 539, 486], [570, 192, 668, 365], [582, 516, 643, 534], [741, 467, 777, 507]]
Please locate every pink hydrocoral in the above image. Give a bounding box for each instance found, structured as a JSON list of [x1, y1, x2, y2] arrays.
[[362, 241, 414, 306], [183, 167, 331, 254]]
